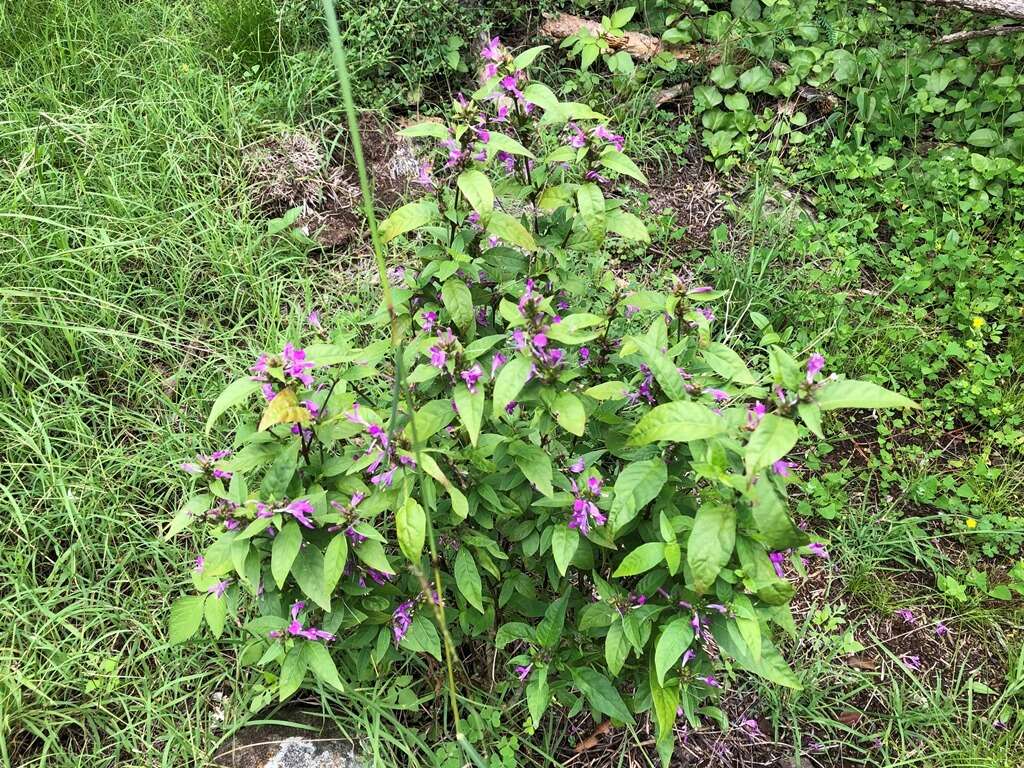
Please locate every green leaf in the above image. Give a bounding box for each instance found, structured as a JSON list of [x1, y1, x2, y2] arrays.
[[605, 621, 629, 676], [713, 623, 802, 689], [816, 379, 919, 410], [512, 443, 554, 497], [628, 401, 725, 446], [584, 380, 630, 400], [536, 591, 569, 648], [571, 668, 635, 724], [165, 494, 211, 540], [687, 503, 736, 593], [205, 377, 261, 434], [379, 200, 437, 243], [551, 524, 580, 576], [492, 355, 532, 416], [398, 122, 449, 139], [744, 414, 798, 475], [397, 497, 426, 563], [702, 342, 757, 385], [606, 209, 649, 242], [454, 547, 484, 612], [609, 5, 635, 27], [407, 399, 456, 444], [400, 614, 442, 660], [521, 82, 559, 111], [545, 313, 607, 344], [797, 402, 823, 438], [279, 645, 308, 701], [576, 182, 606, 241], [613, 542, 666, 577], [272, 521, 303, 590], [354, 539, 394, 575], [628, 335, 688, 401], [739, 65, 772, 92], [441, 278, 475, 334], [323, 534, 348, 595], [733, 593, 762, 663], [723, 91, 750, 111], [169, 595, 205, 644], [453, 382, 485, 447], [488, 131, 535, 158], [260, 441, 299, 500], [204, 592, 227, 639], [751, 482, 807, 550], [457, 169, 494, 219], [599, 148, 648, 183], [650, 676, 679, 751], [609, 458, 668, 534], [302, 642, 345, 692], [967, 128, 999, 148], [292, 544, 330, 611], [654, 617, 695, 685], [526, 666, 550, 725], [551, 392, 586, 436], [487, 211, 536, 251]]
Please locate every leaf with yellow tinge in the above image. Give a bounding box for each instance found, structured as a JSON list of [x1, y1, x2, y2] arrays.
[[259, 388, 311, 431]]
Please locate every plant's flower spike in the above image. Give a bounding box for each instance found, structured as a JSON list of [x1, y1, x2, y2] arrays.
[[570, 458, 585, 474], [260, 383, 277, 402], [901, 654, 921, 671], [413, 162, 435, 190], [429, 346, 446, 369], [935, 622, 950, 637], [680, 649, 696, 667], [181, 462, 201, 474], [895, 608, 916, 625], [704, 387, 730, 403], [806, 353, 826, 383], [212, 468, 233, 480], [473, 126, 490, 144], [495, 149, 515, 172], [224, 518, 239, 531], [290, 601, 305, 620], [740, 719, 760, 735], [287, 499, 316, 528], [421, 311, 437, 332], [487, 235, 500, 248], [481, 36, 503, 61], [194, 556, 205, 573], [476, 307, 488, 326], [393, 600, 415, 644], [344, 526, 367, 544], [587, 476, 602, 495], [584, 169, 608, 184], [491, 352, 507, 377], [701, 675, 720, 688], [746, 401, 766, 429], [461, 364, 484, 394], [706, 603, 728, 614], [307, 310, 321, 329], [370, 466, 397, 487], [250, 353, 270, 376], [578, 346, 590, 365], [505, 400, 518, 415], [624, 304, 639, 317], [566, 122, 587, 149], [468, 211, 481, 225], [533, 332, 548, 348], [629, 593, 647, 606], [366, 568, 393, 585], [697, 306, 715, 322], [282, 342, 315, 387], [807, 542, 829, 559], [350, 492, 365, 507], [515, 663, 532, 681], [208, 580, 231, 599], [769, 551, 787, 579], [771, 460, 796, 477]]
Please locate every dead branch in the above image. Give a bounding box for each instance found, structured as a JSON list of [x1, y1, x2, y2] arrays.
[[539, 12, 704, 63], [918, 0, 1024, 20], [936, 22, 1024, 41]]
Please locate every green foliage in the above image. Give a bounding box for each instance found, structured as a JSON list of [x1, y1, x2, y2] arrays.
[[169, 41, 917, 755]]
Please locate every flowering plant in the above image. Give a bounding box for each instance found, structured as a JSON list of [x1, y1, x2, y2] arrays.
[[167, 37, 917, 760]]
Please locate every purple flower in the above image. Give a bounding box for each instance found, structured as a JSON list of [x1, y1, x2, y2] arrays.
[[282, 342, 314, 386], [901, 654, 921, 671], [393, 600, 415, 644], [208, 580, 231, 599], [568, 476, 606, 535], [771, 460, 796, 477], [461, 364, 483, 394], [491, 353, 506, 377], [421, 310, 437, 332], [495, 150, 515, 173], [704, 387, 730, 402], [578, 347, 590, 365], [429, 346, 446, 369], [570, 458, 585, 473], [746, 402, 766, 429], [566, 122, 587, 149], [370, 466, 397, 487], [307, 310, 321, 329], [701, 675, 721, 688], [481, 36, 502, 61], [344, 526, 367, 544], [224, 518, 239, 531], [515, 664, 532, 681], [807, 542, 829, 559], [896, 609, 916, 625], [706, 603, 728, 614], [475, 306, 488, 326], [413, 161, 435, 190], [697, 307, 715, 323], [935, 622, 950, 637], [592, 124, 625, 151], [740, 719, 760, 736], [624, 304, 639, 317], [194, 556, 205, 573], [769, 551, 787, 578], [286, 499, 316, 528], [806, 353, 825, 383], [680, 649, 696, 667]]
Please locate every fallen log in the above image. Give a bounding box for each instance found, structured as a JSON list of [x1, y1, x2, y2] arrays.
[[936, 22, 1024, 42]]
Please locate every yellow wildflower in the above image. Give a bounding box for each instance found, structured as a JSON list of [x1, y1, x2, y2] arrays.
[[971, 316, 984, 329], [965, 517, 977, 529]]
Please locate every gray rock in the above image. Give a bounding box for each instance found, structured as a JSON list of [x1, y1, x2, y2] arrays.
[[215, 708, 361, 768], [263, 737, 360, 768]]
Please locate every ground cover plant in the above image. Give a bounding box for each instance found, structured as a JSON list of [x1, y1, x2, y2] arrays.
[[1, 0, 1023, 767]]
